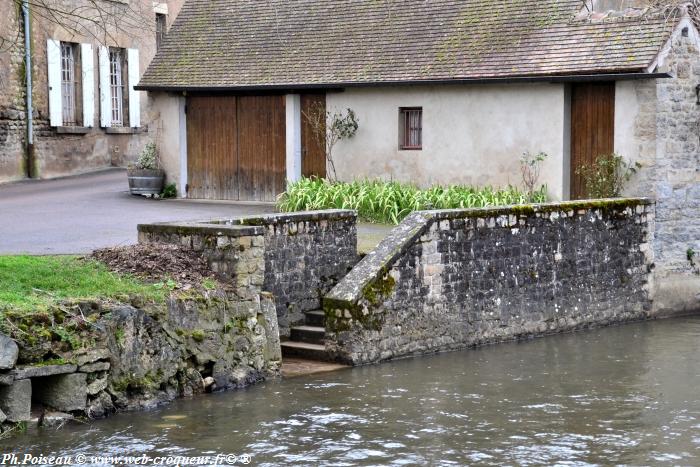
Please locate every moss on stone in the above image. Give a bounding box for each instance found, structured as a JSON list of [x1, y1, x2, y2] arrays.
[[191, 329, 206, 342], [361, 272, 396, 306]]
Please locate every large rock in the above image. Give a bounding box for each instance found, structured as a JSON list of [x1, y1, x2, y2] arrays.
[[33, 373, 87, 412], [0, 379, 31, 422], [40, 411, 73, 428], [0, 373, 13, 386], [12, 364, 77, 380], [86, 391, 114, 418], [0, 334, 18, 370]]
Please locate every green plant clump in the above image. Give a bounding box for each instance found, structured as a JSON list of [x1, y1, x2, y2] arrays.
[[278, 178, 547, 224], [576, 153, 641, 199], [161, 183, 177, 199]]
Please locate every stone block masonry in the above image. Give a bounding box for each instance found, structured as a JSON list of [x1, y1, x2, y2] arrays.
[[324, 199, 655, 365], [139, 210, 359, 337]]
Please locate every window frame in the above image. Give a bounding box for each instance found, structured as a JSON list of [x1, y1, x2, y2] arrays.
[[155, 13, 167, 50], [108, 47, 129, 127], [59, 41, 82, 126], [399, 107, 423, 151]]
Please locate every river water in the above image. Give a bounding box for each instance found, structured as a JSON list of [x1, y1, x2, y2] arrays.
[[4, 317, 700, 466]]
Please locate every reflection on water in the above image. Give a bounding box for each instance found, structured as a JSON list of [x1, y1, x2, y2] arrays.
[[4, 317, 700, 466]]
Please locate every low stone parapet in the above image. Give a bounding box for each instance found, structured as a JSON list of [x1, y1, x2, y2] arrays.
[[139, 210, 359, 336], [324, 199, 655, 365]]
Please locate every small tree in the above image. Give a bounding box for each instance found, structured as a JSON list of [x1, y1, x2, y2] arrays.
[[576, 153, 641, 198], [302, 103, 359, 182], [520, 151, 548, 199]]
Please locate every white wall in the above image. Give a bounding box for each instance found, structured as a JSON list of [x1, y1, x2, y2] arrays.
[[150, 92, 184, 193], [328, 84, 568, 200]]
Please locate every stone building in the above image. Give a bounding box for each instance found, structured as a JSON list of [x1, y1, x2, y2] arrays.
[[0, 0, 184, 183], [138, 0, 699, 315]]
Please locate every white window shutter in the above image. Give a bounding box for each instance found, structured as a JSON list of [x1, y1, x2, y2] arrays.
[[80, 43, 95, 127], [47, 39, 62, 127], [98, 46, 111, 128], [127, 48, 140, 128]]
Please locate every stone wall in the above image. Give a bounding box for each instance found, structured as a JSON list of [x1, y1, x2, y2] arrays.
[[139, 210, 359, 336], [0, 4, 27, 182], [0, 0, 186, 183], [621, 30, 700, 315], [0, 224, 280, 431], [324, 199, 654, 365]]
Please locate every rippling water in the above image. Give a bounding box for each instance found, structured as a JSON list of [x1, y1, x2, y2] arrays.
[[5, 317, 700, 466]]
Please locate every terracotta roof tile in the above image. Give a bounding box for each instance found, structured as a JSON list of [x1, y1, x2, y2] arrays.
[[138, 0, 676, 90]]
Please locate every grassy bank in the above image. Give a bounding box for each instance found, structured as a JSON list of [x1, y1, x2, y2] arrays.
[[0, 255, 166, 312], [278, 178, 547, 224]]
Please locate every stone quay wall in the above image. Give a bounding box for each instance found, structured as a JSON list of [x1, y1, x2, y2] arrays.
[[0, 227, 281, 431], [324, 199, 655, 365], [138, 210, 359, 337]]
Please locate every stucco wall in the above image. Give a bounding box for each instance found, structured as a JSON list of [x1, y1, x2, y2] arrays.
[[150, 92, 183, 189], [328, 84, 568, 200]]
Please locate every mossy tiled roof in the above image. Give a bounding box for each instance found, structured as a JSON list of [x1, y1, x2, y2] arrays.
[[138, 0, 675, 90]]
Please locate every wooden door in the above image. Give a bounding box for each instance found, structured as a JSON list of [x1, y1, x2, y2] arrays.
[[301, 94, 327, 178], [237, 95, 287, 202], [570, 82, 615, 199], [186, 95, 286, 201], [186, 96, 239, 200]]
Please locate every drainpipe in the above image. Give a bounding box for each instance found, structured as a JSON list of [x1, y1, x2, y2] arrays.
[[22, 0, 34, 178]]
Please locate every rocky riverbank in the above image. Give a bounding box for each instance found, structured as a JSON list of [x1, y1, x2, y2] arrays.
[[0, 244, 281, 436]]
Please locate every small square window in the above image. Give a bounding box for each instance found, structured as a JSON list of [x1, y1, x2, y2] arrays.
[[399, 107, 422, 150]]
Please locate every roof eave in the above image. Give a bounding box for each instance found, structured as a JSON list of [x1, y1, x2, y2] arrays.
[[135, 72, 672, 93]]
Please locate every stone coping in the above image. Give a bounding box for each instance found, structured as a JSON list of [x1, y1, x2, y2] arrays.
[[325, 198, 653, 304], [212, 209, 357, 226], [138, 222, 265, 237], [138, 210, 357, 237]]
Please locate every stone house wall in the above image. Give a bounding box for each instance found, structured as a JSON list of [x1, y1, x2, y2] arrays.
[[139, 210, 360, 337], [620, 31, 700, 315], [0, 0, 185, 183], [324, 199, 654, 365]]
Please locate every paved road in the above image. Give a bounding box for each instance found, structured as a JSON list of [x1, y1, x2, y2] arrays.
[[0, 169, 275, 255]]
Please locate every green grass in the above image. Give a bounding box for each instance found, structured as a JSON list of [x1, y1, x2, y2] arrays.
[[278, 178, 548, 224], [0, 255, 166, 312]]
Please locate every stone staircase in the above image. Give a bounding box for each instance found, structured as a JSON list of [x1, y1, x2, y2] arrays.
[[280, 309, 332, 361]]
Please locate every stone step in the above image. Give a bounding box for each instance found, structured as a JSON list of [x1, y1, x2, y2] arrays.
[[290, 325, 325, 345], [281, 341, 332, 362], [304, 309, 326, 327]]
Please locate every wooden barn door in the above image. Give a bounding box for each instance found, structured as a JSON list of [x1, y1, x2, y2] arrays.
[[301, 94, 327, 178], [186, 96, 239, 200], [237, 96, 286, 201], [570, 82, 615, 199], [186, 95, 286, 201]]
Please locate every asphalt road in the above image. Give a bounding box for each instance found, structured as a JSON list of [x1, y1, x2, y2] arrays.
[[0, 169, 275, 255]]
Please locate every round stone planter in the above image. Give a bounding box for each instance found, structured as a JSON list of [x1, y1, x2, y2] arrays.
[[127, 168, 165, 196]]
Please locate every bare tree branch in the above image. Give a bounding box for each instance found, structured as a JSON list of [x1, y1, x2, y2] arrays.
[[2, 0, 156, 52]]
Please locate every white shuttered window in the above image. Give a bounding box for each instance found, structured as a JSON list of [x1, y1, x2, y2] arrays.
[[98, 46, 140, 128], [48, 39, 94, 128]]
